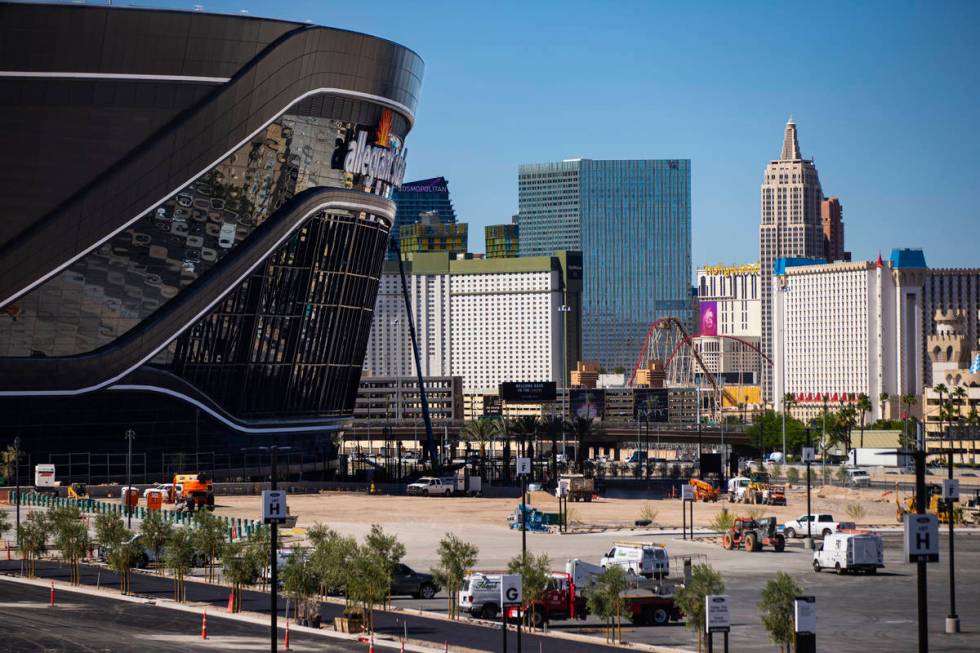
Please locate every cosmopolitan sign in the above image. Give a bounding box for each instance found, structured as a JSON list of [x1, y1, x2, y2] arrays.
[[343, 130, 407, 188]]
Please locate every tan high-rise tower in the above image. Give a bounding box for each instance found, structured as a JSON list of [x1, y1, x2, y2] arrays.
[[760, 119, 825, 402]]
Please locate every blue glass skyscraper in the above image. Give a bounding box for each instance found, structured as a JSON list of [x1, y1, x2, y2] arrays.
[[390, 176, 458, 259], [518, 159, 692, 371]]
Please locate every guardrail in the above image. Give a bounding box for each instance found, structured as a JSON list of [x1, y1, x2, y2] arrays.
[[3, 491, 266, 542]]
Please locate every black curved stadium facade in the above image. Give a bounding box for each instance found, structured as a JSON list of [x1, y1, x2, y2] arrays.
[[0, 3, 423, 477]]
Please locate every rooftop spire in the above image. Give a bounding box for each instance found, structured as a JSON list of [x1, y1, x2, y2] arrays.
[[780, 117, 802, 160]]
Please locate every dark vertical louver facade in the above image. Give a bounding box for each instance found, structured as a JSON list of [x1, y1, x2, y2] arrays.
[[0, 4, 424, 474]]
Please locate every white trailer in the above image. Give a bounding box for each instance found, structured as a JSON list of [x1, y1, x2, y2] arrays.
[[851, 448, 910, 468], [34, 464, 59, 488]]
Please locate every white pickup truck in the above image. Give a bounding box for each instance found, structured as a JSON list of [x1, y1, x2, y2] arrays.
[[781, 513, 856, 539], [406, 476, 455, 496]]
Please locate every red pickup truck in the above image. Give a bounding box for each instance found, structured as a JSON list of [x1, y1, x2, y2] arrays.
[[505, 572, 682, 628]]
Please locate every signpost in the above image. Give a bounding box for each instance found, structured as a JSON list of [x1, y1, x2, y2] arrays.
[[500, 575, 522, 653], [681, 484, 694, 540], [515, 458, 530, 653], [794, 596, 816, 653], [556, 479, 569, 533], [803, 434, 815, 548], [942, 478, 960, 502], [704, 594, 730, 652], [262, 490, 288, 524], [904, 513, 939, 563]]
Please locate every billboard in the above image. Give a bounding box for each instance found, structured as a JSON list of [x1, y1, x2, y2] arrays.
[[570, 389, 605, 421], [699, 301, 718, 336], [499, 381, 557, 402], [634, 388, 669, 422], [482, 395, 502, 417]]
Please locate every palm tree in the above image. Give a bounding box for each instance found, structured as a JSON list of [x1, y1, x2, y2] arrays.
[[901, 393, 918, 450], [460, 419, 501, 479], [509, 416, 540, 480], [856, 393, 872, 448], [879, 392, 890, 424], [951, 386, 968, 464], [540, 415, 566, 480], [932, 383, 949, 440], [570, 416, 598, 470]]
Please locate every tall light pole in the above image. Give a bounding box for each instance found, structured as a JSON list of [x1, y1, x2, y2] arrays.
[[13, 435, 21, 557], [558, 304, 572, 464], [124, 429, 135, 529], [778, 283, 789, 464]]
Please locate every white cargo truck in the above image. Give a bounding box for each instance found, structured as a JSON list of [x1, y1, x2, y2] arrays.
[[600, 541, 669, 579], [812, 532, 884, 575]]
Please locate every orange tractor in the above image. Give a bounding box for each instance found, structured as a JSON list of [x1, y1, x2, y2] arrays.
[[721, 517, 786, 552], [688, 479, 720, 502]]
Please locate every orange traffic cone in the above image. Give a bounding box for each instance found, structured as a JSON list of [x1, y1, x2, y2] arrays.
[[227, 590, 235, 613], [201, 608, 208, 639], [284, 618, 290, 650], [368, 634, 374, 652], [49, 581, 55, 607], [400, 639, 405, 653]]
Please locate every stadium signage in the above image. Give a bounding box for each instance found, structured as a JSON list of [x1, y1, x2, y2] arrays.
[[343, 130, 407, 188]]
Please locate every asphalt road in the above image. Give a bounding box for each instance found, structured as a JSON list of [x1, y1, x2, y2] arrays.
[[385, 532, 980, 652], [0, 560, 627, 653], [0, 580, 348, 652]]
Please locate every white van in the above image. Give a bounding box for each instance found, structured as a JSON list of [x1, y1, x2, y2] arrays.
[[727, 476, 750, 502], [813, 532, 883, 575], [458, 573, 502, 619], [600, 541, 669, 579], [845, 468, 871, 487]]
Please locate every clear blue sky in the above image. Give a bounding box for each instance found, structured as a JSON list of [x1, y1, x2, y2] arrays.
[[142, 0, 978, 269]]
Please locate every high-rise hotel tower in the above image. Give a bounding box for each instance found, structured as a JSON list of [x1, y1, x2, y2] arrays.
[[760, 120, 826, 401]]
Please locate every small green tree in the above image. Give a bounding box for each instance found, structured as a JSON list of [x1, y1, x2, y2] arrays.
[[785, 467, 800, 485], [364, 524, 405, 607], [507, 551, 551, 630], [280, 550, 319, 623], [223, 540, 260, 612], [106, 531, 140, 594], [675, 564, 725, 653], [835, 465, 849, 484], [0, 509, 11, 544], [139, 511, 173, 572], [770, 463, 783, 480], [585, 565, 628, 642], [94, 512, 127, 553], [47, 505, 83, 536], [307, 524, 357, 599], [431, 533, 479, 620], [0, 446, 16, 486], [347, 546, 390, 633], [53, 515, 89, 585], [192, 510, 226, 582], [164, 527, 196, 602], [19, 512, 48, 577], [759, 571, 802, 652]]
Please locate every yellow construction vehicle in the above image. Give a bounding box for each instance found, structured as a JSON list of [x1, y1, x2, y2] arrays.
[[688, 479, 720, 502], [67, 483, 87, 499], [895, 483, 964, 524]]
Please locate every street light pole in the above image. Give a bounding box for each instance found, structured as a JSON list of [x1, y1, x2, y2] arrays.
[[805, 427, 813, 545], [946, 447, 959, 633], [559, 304, 571, 465], [14, 435, 21, 560], [125, 429, 135, 529], [270, 446, 279, 653]]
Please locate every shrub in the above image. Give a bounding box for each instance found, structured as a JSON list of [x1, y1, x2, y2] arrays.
[[639, 503, 658, 524], [846, 503, 866, 521], [709, 507, 735, 533], [431, 533, 479, 620], [785, 467, 800, 485], [585, 565, 629, 642]]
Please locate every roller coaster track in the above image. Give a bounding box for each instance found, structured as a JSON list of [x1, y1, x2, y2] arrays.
[[628, 317, 774, 407]]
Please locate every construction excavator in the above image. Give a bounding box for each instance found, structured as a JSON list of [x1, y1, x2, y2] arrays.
[[688, 479, 720, 502], [895, 483, 963, 524]]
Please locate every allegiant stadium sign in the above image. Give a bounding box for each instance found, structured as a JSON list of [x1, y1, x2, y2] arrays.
[[343, 130, 407, 189]]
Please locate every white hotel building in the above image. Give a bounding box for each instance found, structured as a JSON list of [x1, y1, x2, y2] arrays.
[[362, 251, 582, 393], [772, 251, 928, 422]]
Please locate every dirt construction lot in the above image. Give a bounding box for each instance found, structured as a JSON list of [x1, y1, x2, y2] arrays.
[[206, 483, 903, 570]]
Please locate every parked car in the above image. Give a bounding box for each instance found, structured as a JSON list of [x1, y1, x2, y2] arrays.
[[781, 514, 855, 539], [406, 477, 455, 496], [813, 532, 884, 574], [390, 563, 439, 599]]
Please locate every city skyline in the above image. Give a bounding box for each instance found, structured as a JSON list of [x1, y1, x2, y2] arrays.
[[116, 0, 980, 271]]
